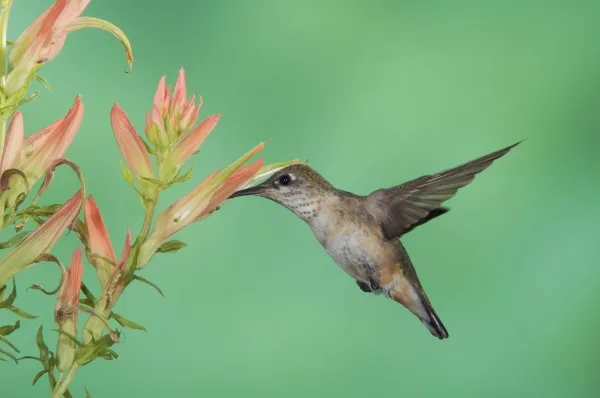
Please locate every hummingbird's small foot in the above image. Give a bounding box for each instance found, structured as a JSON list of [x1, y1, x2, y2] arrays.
[[356, 279, 381, 293], [356, 281, 372, 292]]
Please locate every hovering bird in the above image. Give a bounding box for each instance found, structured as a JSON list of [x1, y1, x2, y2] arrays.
[[230, 142, 520, 339]]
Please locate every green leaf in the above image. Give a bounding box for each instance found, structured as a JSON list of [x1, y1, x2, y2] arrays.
[[36, 326, 51, 371], [0, 320, 20, 336], [80, 283, 97, 303], [0, 231, 29, 249], [140, 138, 155, 155], [75, 332, 120, 366], [0, 336, 19, 352], [169, 168, 193, 185], [141, 176, 166, 187], [133, 275, 165, 297], [85, 387, 92, 398], [54, 329, 84, 348], [32, 369, 47, 385], [156, 240, 187, 254], [34, 75, 52, 92], [20, 90, 40, 105], [6, 305, 37, 319], [0, 348, 18, 364], [120, 161, 135, 187], [0, 279, 17, 308], [110, 312, 147, 332]]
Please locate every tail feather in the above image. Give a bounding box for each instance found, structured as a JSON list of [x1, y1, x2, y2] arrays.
[[388, 277, 449, 340], [421, 302, 449, 340]]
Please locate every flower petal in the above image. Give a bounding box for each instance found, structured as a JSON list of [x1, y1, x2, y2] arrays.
[[178, 96, 201, 131], [170, 114, 220, 165], [0, 113, 24, 172], [153, 75, 168, 114], [23, 118, 63, 156], [197, 158, 264, 220], [118, 229, 131, 271], [84, 195, 116, 263], [110, 103, 153, 178], [21, 96, 83, 182], [0, 190, 83, 284], [171, 68, 187, 113], [56, 247, 83, 321]]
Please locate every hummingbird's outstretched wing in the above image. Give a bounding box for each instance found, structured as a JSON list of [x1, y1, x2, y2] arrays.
[[365, 141, 521, 239]]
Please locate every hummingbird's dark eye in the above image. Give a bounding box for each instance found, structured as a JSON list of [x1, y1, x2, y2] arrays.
[[278, 174, 291, 186]]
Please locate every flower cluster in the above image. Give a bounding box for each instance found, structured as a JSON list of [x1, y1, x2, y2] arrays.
[[0, 1, 301, 397]]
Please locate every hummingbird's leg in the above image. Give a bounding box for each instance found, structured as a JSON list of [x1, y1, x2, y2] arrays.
[[355, 278, 382, 293], [368, 277, 382, 292], [356, 281, 372, 292]]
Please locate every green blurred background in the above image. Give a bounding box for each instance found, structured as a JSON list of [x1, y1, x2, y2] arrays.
[[3, 0, 600, 397]]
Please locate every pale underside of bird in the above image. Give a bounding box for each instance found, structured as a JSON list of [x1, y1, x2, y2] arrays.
[[230, 141, 521, 340]]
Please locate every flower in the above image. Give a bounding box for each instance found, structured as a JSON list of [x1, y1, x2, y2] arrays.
[[145, 69, 218, 156], [55, 247, 83, 373], [84, 195, 130, 287], [0, 190, 83, 287], [20, 96, 84, 183], [0, 112, 24, 173], [137, 143, 265, 268], [82, 195, 131, 344], [110, 103, 153, 180], [0, 96, 84, 214], [6, 0, 133, 95]]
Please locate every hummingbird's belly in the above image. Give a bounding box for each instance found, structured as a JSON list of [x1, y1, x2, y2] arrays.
[[320, 230, 383, 283]]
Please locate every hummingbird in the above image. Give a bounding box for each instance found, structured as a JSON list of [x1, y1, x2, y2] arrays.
[[230, 142, 520, 339]]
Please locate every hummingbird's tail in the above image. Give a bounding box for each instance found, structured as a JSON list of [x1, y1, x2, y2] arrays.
[[388, 276, 449, 340], [420, 300, 449, 340]]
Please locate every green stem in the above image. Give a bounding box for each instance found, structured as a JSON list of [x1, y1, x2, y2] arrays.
[[51, 362, 79, 398], [0, 0, 12, 89], [140, 189, 159, 237], [0, 0, 12, 158], [140, 200, 156, 237]]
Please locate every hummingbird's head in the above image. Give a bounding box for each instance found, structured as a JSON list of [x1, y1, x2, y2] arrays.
[[229, 164, 333, 217]]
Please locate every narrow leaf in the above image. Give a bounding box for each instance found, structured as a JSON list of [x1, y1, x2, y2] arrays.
[[36, 326, 51, 370], [156, 240, 187, 254], [0, 348, 18, 364], [120, 161, 135, 187], [0, 279, 17, 308], [170, 168, 193, 184], [32, 369, 47, 385], [0, 320, 20, 336], [111, 312, 147, 332], [0, 231, 29, 249], [0, 336, 20, 352], [53, 329, 83, 348], [133, 275, 165, 297], [6, 305, 37, 319], [141, 176, 165, 186], [34, 75, 52, 92], [85, 387, 92, 398]]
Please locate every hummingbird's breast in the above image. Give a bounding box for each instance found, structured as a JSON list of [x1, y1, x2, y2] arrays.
[[307, 196, 392, 284]]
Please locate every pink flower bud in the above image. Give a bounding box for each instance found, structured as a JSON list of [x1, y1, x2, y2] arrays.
[[110, 103, 154, 179]]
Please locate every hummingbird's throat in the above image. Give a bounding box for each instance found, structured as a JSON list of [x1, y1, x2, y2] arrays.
[[280, 194, 321, 221]]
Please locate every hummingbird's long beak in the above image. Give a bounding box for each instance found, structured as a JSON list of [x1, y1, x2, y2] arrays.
[[229, 184, 266, 198]]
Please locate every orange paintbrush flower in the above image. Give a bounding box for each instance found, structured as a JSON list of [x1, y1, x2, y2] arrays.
[[145, 69, 218, 171], [84, 195, 130, 287], [55, 247, 83, 372], [20, 96, 84, 183], [110, 103, 154, 180], [137, 144, 265, 268], [0, 112, 24, 173], [6, 0, 133, 95], [0, 190, 83, 286]]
